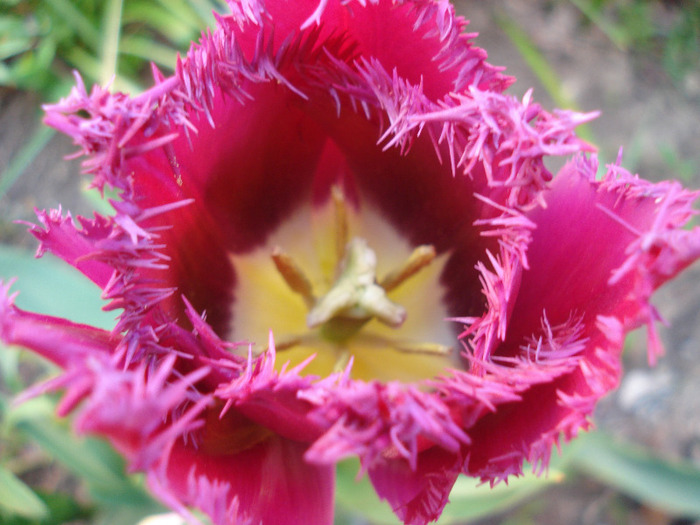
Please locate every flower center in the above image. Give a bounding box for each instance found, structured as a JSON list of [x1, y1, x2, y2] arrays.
[[228, 187, 459, 383]]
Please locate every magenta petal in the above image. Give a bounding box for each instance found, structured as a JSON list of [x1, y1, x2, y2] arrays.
[[459, 155, 700, 483], [0, 282, 116, 368], [511, 155, 700, 361], [30, 209, 115, 288], [368, 446, 461, 524], [163, 436, 335, 525], [215, 341, 328, 443]]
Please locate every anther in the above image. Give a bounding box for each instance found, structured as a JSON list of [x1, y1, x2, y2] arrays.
[[380, 244, 436, 292], [393, 342, 452, 356], [271, 247, 315, 308]]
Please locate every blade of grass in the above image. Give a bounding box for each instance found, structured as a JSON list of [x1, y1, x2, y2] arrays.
[[0, 124, 54, 199], [335, 457, 564, 525], [569, 431, 700, 518], [9, 408, 143, 503], [0, 244, 116, 329], [153, 0, 208, 30], [119, 35, 180, 70], [183, 0, 225, 27], [437, 469, 564, 523], [0, 465, 50, 520], [0, 345, 22, 393], [567, 0, 629, 51], [43, 0, 101, 51], [122, 4, 200, 46], [100, 0, 124, 86], [65, 46, 142, 93]]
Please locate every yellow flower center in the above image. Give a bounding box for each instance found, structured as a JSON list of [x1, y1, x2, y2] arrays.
[[228, 187, 459, 383]]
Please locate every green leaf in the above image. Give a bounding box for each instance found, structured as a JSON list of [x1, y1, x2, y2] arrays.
[[0, 345, 21, 392], [0, 490, 93, 525], [12, 417, 125, 493], [335, 460, 400, 525], [566, 0, 630, 50], [436, 469, 563, 523], [569, 431, 700, 518], [182, 0, 225, 28], [43, 0, 101, 51], [0, 465, 49, 519], [0, 244, 116, 330], [122, 4, 198, 47], [8, 404, 154, 507], [33, 490, 92, 524], [119, 35, 180, 70], [153, 0, 209, 30], [99, 0, 124, 85], [92, 503, 172, 525]]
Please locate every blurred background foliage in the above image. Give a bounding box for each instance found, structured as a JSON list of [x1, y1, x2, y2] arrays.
[[1, 0, 700, 524], [571, 0, 700, 84], [0, 0, 226, 96]]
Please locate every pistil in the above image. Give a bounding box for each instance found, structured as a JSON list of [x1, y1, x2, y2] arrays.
[[228, 189, 457, 382], [307, 237, 407, 341], [268, 186, 444, 351]]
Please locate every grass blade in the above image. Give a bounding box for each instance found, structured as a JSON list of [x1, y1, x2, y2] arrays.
[[43, 0, 101, 51], [569, 431, 700, 518], [0, 465, 50, 519], [0, 125, 54, 199], [100, 0, 124, 85]]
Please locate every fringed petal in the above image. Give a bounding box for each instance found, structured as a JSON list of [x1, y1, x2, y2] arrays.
[[162, 436, 335, 525], [303, 379, 469, 471], [368, 446, 461, 524], [29, 209, 115, 288], [0, 281, 117, 368]]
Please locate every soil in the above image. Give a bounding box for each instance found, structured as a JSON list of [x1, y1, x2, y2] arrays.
[[0, 1, 699, 524]]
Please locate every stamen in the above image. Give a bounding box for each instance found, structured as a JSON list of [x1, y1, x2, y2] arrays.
[[307, 238, 406, 333], [271, 247, 315, 308], [394, 342, 452, 356], [332, 185, 348, 268], [380, 245, 436, 292], [333, 349, 351, 373]]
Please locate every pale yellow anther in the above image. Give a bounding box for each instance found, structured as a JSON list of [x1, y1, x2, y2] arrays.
[[271, 247, 315, 308], [393, 342, 452, 356], [380, 244, 437, 292]]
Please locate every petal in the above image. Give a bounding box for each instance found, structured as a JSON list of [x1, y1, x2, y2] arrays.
[[256, 0, 512, 97], [30, 209, 115, 288], [508, 155, 700, 358], [368, 446, 461, 524], [462, 155, 700, 482], [162, 435, 335, 525], [40, 0, 591, 351], [0, 281, 116, 368]]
